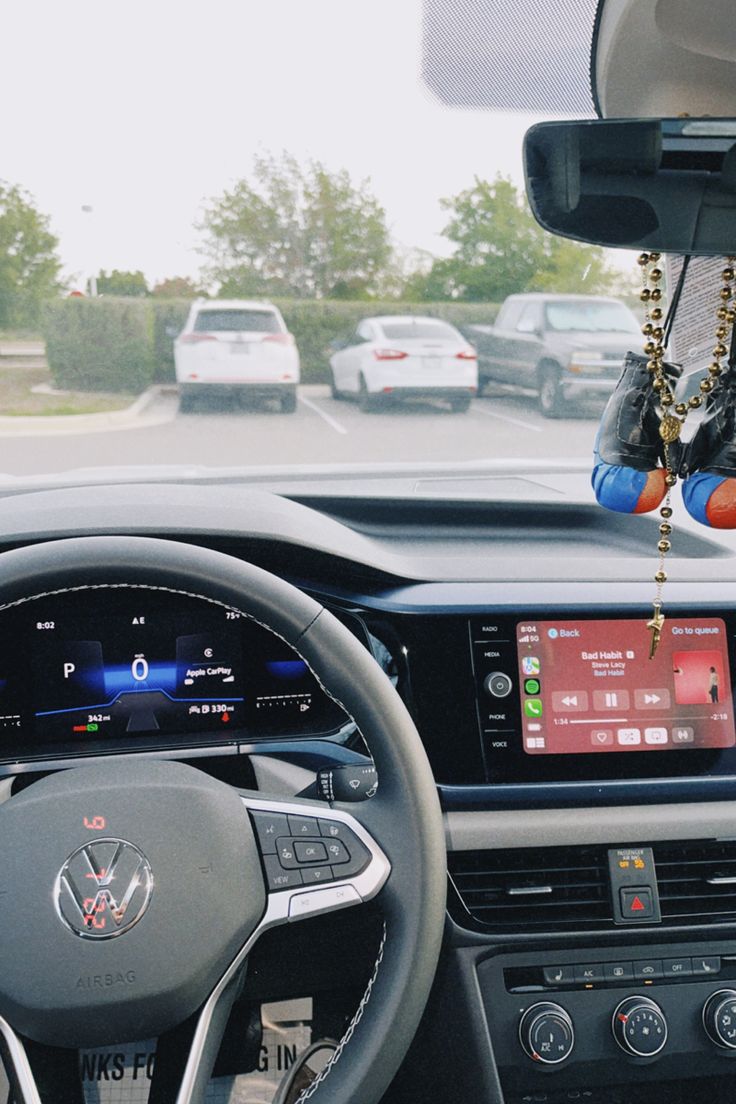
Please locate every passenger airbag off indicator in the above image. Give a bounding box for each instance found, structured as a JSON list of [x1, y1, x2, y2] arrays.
[[608, 846, 662, 925]]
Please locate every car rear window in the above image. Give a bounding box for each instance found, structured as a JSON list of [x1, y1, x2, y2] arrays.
[[193, 309, 281, 333], [379, 321, 460, 341]]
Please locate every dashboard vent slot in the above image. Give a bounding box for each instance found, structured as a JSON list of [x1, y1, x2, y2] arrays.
[[449, 845, 612, 932], [654, 840, 736, 924]]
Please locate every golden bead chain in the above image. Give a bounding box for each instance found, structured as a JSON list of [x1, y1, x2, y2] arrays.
[[637, 253, 736, 656]]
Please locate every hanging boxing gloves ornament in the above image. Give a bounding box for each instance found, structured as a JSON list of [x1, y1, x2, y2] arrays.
[[592, 254, 736, 656]]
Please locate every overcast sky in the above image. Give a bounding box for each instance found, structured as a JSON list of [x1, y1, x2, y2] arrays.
[[1, 0, 550, 288]]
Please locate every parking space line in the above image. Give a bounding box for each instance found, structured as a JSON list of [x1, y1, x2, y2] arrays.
[[298, 393, 348, 435], [473, 404, 543, 433]]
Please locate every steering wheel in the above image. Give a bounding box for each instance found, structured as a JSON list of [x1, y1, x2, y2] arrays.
[[0, 537, 446, 1104]]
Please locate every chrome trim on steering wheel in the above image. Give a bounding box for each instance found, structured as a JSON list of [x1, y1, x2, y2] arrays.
[[174, 795, 390, 1104], [0, 1015, 43, 1104]]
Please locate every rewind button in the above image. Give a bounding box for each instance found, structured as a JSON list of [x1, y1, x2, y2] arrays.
[[551, 691, 589, 713]]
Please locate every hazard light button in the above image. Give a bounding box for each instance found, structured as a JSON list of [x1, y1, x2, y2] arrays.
[[620, 887, 655, 920]]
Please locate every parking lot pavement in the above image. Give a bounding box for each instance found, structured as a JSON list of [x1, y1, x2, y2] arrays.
[[0, 384, 602, 476]]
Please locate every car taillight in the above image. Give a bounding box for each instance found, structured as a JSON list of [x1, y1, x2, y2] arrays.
[[179, 333, 217, 344], [456, 349, 477, 360], [374, 349, 408, 361], [263, 333, 295, 345]]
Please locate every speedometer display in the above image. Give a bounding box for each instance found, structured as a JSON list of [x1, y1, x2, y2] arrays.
[[0, 590, 349, 760]]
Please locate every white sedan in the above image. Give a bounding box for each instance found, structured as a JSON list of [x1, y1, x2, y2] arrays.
[[329, 316, 478, 412]]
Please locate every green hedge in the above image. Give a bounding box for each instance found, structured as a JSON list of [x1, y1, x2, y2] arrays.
[[43, 298, 155, 393], [42, 297, 500, 391]]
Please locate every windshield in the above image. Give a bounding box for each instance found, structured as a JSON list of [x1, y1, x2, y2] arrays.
[[544, 301, 640, 334], [0, 1, 644, 482]]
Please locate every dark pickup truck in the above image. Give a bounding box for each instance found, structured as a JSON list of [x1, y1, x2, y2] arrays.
[[466, 293, 641, 417]]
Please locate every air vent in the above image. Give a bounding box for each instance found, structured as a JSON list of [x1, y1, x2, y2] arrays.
[[449, 845, 612, 932], [654, 839, 736, 925]]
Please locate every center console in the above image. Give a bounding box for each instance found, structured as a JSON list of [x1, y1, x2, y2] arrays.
[[379, 599, 736, 1103], [481, 937, 736, 1102]]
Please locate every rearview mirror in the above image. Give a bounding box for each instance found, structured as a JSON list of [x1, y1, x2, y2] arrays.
[[524, 118, 736, 255]]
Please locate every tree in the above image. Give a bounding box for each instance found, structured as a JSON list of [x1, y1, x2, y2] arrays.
[[199, 152, 393, 299], [0, 182, 62, 329], [407, 175, 621, 302], [152, 276, 204, 299], [95, 270, 149, 297]]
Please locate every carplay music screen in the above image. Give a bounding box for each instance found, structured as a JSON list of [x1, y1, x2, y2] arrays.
[[516, 618, 736, 756]]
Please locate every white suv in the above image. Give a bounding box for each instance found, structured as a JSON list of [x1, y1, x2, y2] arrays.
[[174, 300, 300, 412]]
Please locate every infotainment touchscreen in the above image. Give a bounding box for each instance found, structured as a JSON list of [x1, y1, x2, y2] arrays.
[[516, 618, 735, 756]]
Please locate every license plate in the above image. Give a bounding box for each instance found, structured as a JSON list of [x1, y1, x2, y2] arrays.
[[421, 356, 444, 370], [230, 343, 251, 354]]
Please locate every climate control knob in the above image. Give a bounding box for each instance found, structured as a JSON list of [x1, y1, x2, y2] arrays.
[[703, 989, 736, 1049], [519, 1002, 575, 1064], [612, 996, 668, 1057]]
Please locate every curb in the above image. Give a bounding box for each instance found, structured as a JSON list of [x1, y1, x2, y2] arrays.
[[0, 385, 177, 438]]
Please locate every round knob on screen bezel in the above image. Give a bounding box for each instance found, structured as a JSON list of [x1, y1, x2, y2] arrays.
[[703, 989, 736, 1049], [518, 1001, 575, 1065], [612, 995, 668, 1057], [484, 671, 513, 699]]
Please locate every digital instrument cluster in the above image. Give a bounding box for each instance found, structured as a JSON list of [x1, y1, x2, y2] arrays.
[[0, 590, 348, 762]]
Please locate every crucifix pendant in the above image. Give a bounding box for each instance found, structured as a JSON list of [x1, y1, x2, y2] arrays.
[[647, 607, 665, 659]]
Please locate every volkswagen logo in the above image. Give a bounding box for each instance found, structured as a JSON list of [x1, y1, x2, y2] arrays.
[[55, 838, 153, 940]]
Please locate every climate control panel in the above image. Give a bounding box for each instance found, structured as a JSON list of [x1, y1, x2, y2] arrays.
[[480, 940, 736, 1098]]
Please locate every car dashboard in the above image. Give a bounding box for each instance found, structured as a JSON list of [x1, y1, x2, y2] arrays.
[[4, 470, 736, 1104]]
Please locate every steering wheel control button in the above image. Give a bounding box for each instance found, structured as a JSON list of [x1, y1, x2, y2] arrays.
[[612, 996, 668, 1057], [294, 840, 328, 864], [288, 815, 319, 837], [574, 964, 604, 985], [319, 819, 354, 842], [288, 883, 361, 921], [693, 956, 721, 976], [276, 840, 300, 869], [543, 965, 575, 986], [484, 671, 513, 699], [703, 990, 736, 1049], [620, 887, 655, 921], [324, 840, 350, 864], [518, 1003, 575, 1065], [264, 856, 304, 890], [662, 957, 692, 978], [317, 821, 371, 875], [633, 960, 663, 981], [604, 962, 634, 983], [301, 866, 333, 884], [56, 838, 153, 940], [251, 812, 290, 854]]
